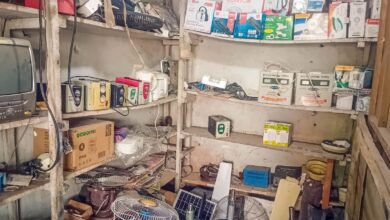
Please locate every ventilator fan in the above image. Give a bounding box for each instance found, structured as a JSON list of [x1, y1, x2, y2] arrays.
[[214, 195, 269, 220], [111, 196, 179, 220]]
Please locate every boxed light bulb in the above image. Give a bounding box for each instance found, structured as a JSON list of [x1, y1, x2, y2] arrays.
[[234, 13, 265, 39], [294, 13, 328, 40], [263, 15, 294, 40], [258, 71, 294, 105], [263, 121, 292, 147]]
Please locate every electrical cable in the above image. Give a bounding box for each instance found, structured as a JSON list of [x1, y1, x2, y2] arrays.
[[113, 107, 130, 116], [1, 18, 7, 37], [37, 0, 61, 172], [67, 0, 78, 100]]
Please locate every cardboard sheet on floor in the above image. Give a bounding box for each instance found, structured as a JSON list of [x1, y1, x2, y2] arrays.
[[270, 178, 300, 220]]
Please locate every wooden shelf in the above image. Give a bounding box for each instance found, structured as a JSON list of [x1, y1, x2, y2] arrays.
[[63, 95, 177, 119], [183, 172, 276, 198], [182, 127, 345, 161], [0, 2, 38, 19], [0, 116, 48, 131], [0, 180, 49, 206], [64, 16, 179, 40], [64, 156, 117, 180], [159, 169, 177, 186], [186, 90, 357, 115], [187, 30, 377, 45]]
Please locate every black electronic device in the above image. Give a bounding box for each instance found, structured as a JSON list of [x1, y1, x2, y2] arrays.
[[61, 83, 84, 113], [110, 83, 125, 108], [273, 165, 302, 187], [0, 38, 36, 122]]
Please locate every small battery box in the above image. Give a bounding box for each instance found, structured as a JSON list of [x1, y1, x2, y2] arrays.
[[243, 165, 270, 188], [208, 115, 231, 138]]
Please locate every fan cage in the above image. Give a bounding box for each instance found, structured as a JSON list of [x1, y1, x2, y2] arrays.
[[111, 197, 179, 220]]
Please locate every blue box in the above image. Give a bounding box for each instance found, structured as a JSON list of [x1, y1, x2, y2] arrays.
[[234, 13, 265, 39], [243, 165, 270, 188]]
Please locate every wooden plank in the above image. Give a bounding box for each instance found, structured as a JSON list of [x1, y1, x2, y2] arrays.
[[64, 156, 117, 180], [346, 141, 360, 218], [183, 127, 345, 161], [321, 159, 334, 209], [44, 0, 63, 219], [270, 179, 300, 220], [0, 116, 47, 131], [352, 153, 367, 220], [361, 171, 387, 220], [0, 2, 38, 19], [0, 180, 49, 206], [187, 90, 357, 115], [103, 0, 115, 27], [183, 172, 276, 198], [367, 116, 390, 164], [62, 95, 177, 119]]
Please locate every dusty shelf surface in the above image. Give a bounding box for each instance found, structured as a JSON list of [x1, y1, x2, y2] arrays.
[[0, 179, 49, 206]]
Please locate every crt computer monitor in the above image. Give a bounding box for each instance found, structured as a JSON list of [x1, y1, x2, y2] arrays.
[[0, 37, 36, 123]]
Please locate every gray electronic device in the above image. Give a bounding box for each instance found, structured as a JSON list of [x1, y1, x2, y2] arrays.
[[61, 83, 85, 113], [0, 38, 36, 122]]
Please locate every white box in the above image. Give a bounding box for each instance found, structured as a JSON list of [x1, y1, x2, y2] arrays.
[[371, 0, 381, 19], [222, 0, 263, 13], [294, 13, 328, 40], [258, 71, 294, 106], [329, 2, 348, 39], [295, 72, 335, 107], [184, 0, 216, 33], [334, 90, 354, 110], [348, 2, 367, 38], [262, 0, 290, 15], [365, 19, 379, 38]]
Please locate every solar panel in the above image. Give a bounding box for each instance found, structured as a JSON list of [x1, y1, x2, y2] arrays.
[[173, 190, 217, 220]]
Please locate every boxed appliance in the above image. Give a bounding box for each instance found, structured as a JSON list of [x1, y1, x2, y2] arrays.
[[75, 79, 111, 111], [356, 90, 371, 112], [334, 89, 355, 110], [263, 0, 291, 15], [243, 165, 270, 188], [263, 15, 294, 40], [61, 83, 85, 113], [365, 19, 379, 37], [184, 0, 216, 33], [294, 13, 328, 40], [371, 0, 381, 19], [349, 67, 364, 89], [33, 128, 49, 157], [335, 65, 354, 89], [329, 2, 348, 39], [115, 77, 150, 105], [110, 83, 125, 108], [258, 71, 294, 106], [348, 2, 367, 38], [361, 67, 374, 89], [211, 11, 237, 37], [295, 72, 334, 107], [291, 0, 308, 14], [125, 85, 139, 106], [65, 119, 114, 171], [25, 0, 74, 15], [306, 0, 325, 12], [208, 115, 231, 138], [234, 13, 265, 39], [263, 121, 292, 147], [222, 0, 263, 13]]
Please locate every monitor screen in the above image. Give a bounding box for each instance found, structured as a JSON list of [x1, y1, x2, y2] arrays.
[[0, 45, 33, 95]]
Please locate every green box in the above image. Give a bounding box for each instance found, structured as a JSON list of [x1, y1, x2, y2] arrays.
[[263, 121, 292, 147], [263, 16, 294, 40]]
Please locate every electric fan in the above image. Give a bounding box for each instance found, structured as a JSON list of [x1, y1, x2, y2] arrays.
[[214, 195, 269, 220], [111, 196, 179, 220]]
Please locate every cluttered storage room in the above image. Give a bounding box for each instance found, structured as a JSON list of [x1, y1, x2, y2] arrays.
[[0, 0, 390, 219]]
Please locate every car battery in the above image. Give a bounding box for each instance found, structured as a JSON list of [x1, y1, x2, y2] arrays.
[[295, 72, 334, 107], [208, 115, 231, 138], [243, 165, 270, 188], [258, 71, 294, 106], [115, 77, 150, 105]]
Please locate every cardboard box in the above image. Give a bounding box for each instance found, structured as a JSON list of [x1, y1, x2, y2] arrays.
[[295, 72, 334, 107], [234, 13, 265, 39], [65, 119, 114, 171], [263, 0, 290, 15], [334, 89, 355, 110], [184, 0, 216, 33], [263, 121, 292, 147], [348, 2, 367, 38], [211, 11, 237, 37], [222, 0, 263, 13], [263, 15, 294, 40], [33, 128, 50, 157], [335, 65, 354, 89], [294, 13, 328, 40], [370, 0, 381, 19], [208, 115, 231, 138], [365, 19, 379, 38], [64, 200, 93, 220], [329, 2, 348, 39], [258, 71, 294, 105], [307, 0, 325, 12]]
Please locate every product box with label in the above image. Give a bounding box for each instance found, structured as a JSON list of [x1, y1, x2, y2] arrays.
[[348, 2, 367, 38], [262, 0, 290, 15], [334, 89, 355, 110], [371, 0, 381, 19], [335, 65, 354, 89], [234, 13, 265, 39], [65, 119, 114, 171], [258, 71, 294, 105], [263, 121, 292, 147], [295, 72, 335, 107], [263, 15, 294, 40], [365, 19, 379, 37], [307, 0, 325, 12], [222, 0, 263, 13], [184, 0, 216, 33], [208, 115, 231, 138], [211, 11, 237, 37], [294, 13, 328, 40], [33, 128, 50, 157], [329, 2, 348, 39]]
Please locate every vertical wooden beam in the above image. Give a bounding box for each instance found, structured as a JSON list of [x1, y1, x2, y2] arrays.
[[103, 0, 115, 27], [44, 1, 63, 219], [322, 159, 334, 209]]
